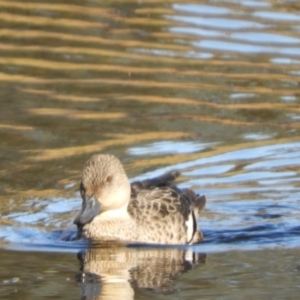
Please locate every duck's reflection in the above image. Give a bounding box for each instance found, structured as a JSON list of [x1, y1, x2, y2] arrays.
[[76, 245, 206, 299]]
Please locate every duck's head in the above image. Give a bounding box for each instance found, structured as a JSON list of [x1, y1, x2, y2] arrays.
[[74, 154, 131, 228]]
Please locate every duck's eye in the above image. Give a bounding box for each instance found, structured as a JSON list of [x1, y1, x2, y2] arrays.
[[106, 176, 112, 183]]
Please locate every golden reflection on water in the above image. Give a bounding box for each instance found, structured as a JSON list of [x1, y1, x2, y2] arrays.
[[23, 132, 193, 161], [0, 1, 300, 199], [28, 108, 127, 119], [0, 1, 300, 202], [0, 0, 299, 213], [0, 1, 300, 299]]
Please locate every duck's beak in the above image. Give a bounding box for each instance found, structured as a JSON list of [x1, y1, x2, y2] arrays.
[[74, 195, 101, 227]]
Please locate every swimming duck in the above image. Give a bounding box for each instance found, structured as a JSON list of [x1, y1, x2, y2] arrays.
[[74, 154, 206, 245]]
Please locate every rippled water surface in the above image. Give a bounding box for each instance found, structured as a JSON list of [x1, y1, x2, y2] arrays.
[[0, 0, 300, 299]]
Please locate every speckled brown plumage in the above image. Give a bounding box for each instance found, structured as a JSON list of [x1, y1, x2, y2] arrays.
[[74, 154, 206, 245]]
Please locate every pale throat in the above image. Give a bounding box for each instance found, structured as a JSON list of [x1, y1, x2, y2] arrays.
[[95, 187, 131, 220], [96, 204, 130, 221]]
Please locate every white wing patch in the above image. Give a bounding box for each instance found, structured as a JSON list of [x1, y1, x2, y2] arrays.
[[185, 212, 194, 244]]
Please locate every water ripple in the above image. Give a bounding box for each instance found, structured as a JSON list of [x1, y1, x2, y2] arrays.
[[253, 11, 300, 22], [167, 15, 267, 29]]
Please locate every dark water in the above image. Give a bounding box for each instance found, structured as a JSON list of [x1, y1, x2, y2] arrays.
[[0, 0, 300, 299]]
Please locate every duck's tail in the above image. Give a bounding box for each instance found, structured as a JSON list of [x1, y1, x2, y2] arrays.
[[181, 189, 206, 217]]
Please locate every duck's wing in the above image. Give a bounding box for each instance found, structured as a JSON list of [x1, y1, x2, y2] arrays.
[[131, 171, 206, 217], [131, 171, 180, 196], [129, 185, 205, 244]]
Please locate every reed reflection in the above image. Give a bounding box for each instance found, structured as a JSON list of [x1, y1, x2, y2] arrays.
[[76, 245, 206, 300]]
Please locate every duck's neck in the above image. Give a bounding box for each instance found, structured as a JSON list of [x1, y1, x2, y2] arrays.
[[96, 205, 130, 221]]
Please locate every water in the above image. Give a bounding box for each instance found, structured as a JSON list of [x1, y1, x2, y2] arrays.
[[0, 0, 300, 298]]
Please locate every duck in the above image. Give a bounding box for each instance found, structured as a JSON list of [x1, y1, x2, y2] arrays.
[[74, 154, 206, 245]]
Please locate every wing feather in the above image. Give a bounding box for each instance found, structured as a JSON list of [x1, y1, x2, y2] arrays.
[[128, 172, 206, 244]]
